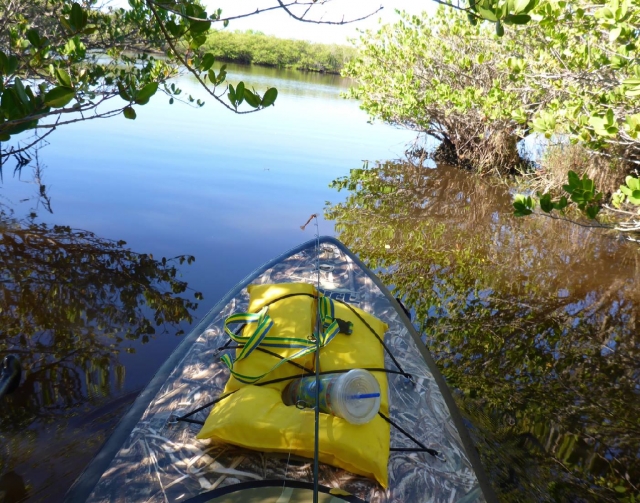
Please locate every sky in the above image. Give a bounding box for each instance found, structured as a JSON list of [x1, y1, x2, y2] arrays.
[[109, 0, 437, 44], [204, 1, 437, 44]]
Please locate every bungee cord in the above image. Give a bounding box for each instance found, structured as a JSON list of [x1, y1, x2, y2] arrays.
[[311, 214, 322, 503]]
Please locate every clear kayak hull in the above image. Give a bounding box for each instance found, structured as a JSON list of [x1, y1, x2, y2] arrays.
[[65, 237, 496, 503]]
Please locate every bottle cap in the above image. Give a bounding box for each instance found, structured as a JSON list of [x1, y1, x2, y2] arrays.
[[332, 369, 381, 424]]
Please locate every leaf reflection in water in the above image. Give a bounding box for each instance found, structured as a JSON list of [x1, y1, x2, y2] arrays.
[[0, 211, 201, 501], [326, 160, 640, 502]]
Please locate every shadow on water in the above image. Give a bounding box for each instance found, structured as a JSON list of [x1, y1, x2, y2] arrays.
[[0, 208, 201, 501], [325, 160, 640, 502]]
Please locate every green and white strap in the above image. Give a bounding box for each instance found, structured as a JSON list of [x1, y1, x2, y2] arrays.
[[221, 296, 341, 384]]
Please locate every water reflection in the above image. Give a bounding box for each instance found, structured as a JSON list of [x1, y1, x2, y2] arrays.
[[325, 160, 640, 502], [0, 210, 200, 501], [193, 62, 352, 102]]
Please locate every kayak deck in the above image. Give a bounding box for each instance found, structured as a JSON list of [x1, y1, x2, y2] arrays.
[[69, 238, 489, 502]]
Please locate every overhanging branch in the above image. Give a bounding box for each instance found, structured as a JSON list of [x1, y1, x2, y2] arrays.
[[275, 0, 383, 25]]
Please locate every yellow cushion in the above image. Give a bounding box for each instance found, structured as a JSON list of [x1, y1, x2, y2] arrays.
[[318, 300, 389, 416], [197, 283, 390, 487], [224, 283, 317, 393]]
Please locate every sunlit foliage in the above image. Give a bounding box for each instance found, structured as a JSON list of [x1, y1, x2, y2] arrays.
[[203, 30, 355, 74], [344, 9, 528, 174], [346, 1, 640, 173]]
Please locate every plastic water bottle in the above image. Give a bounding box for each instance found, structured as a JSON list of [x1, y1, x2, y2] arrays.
[[281, 369, 381, 425]]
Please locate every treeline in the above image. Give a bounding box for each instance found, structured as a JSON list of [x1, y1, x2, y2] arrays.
[[202, 30, 355, 74], [346, 4, 639, 188]]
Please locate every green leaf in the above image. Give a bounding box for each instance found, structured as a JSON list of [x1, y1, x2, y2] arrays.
[[582, 175, 594, 193], [510, 0, 534, 14], [44, 86, 75, 107], [567, 170, 580, 188], [611, 190, 625, 208], [261, 87, 278, 107], [513, 194, 534, 216], [511, 108, 527, 124], [13, 78, 30, 106], [477, 5, 498, 22], [504, 14, 531, 24], [26, 29, 41, 47], [243, 88, 260, 108], [123, 106, 136, 119], [513, 206, 533, 217], [228, 84, 236, 107], [589, 116, 606, 130], [134, 82, 158, 105], [3, 118, 38, 136], [553, 196, 568, 210], [625, 86, 640, 97], [60, 16, 72, 33], [0, 51, 8, 75], [625, 176, 640, 190], [6, 55, 17, 75], [70, 2, 84, 32], [609, 26, 622, 42], [166, 20, 182, 37], [117, 82, 131, 102], [235, 81, 245, 105], [623, 78, 640, 97], [605, 108, 614, 126], [201, 53, 215, 71], [585, 205, 600, 219], [539, 193, 553, 213], [614, 486, 627, 494], [1, 89, 22, 118], [595, 7, 615, 19], [496, 21, 505, 36], [191, 19, 211, 36], [216, 65, 227, 85], [55, 67, 72, 88]]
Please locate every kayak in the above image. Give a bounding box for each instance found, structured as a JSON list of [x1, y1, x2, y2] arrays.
[[64, 236, 497, 502]]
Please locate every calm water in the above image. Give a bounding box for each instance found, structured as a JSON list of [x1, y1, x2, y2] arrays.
[[0, 64, 414, 501]]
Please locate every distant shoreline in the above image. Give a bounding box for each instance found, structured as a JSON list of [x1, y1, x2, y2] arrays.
[[203, 30, 355, 76], [210, 58, 344, 75]]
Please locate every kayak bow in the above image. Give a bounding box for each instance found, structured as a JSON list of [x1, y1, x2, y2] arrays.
[[65, 237, 497, 503]]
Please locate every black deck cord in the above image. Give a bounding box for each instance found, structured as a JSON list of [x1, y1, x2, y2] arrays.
[[176, 291, 422, 451], [334, 298, 411, 380], [226, 292, 411, 379], [178, 393, 445, 458], [378, 412, 442, 459], [175, 367, 407, 423]]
